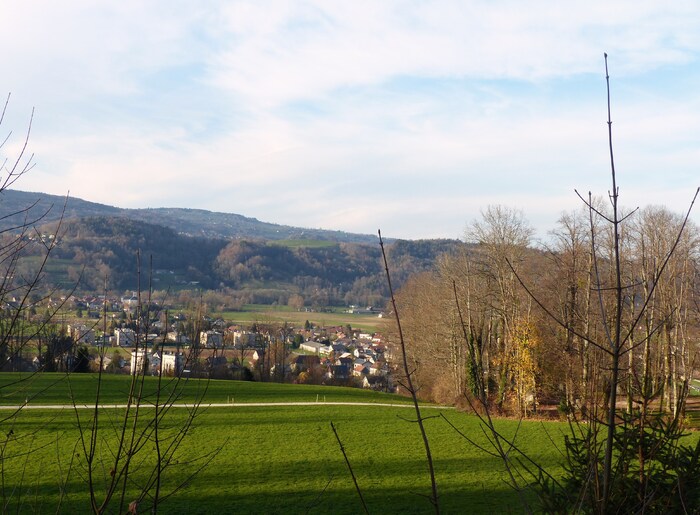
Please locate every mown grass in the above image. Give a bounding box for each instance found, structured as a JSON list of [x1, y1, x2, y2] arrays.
[[0, 381, 566, 514], [5, 375, 699, 512], [0, 373, 569, 513], [5, 376, 700, 513], [0, 373, 415, 406]]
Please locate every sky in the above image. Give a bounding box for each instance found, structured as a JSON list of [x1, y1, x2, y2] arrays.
[[1, 1, 700, 241]]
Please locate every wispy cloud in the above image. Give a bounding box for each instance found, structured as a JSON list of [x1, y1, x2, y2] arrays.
[[2, 1, 699, 239]]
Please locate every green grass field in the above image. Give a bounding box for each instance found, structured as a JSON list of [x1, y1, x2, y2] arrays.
[[0, 373, 415, 406], [0, 373, 565, 514], [217, 305, 388, 332]]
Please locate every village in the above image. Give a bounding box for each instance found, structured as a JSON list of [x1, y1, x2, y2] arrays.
[[6, 292, 396, 393]]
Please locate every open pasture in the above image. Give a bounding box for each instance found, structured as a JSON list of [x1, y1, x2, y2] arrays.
[[0, 373, 413, 407], [1, 374, 568, 513], [217, 304, 388, 333]]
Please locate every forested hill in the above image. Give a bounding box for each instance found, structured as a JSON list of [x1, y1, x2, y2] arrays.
[[0, 189, 377, 243], [28, 215, 463, 306]]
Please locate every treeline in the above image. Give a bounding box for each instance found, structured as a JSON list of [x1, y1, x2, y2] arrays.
[[26, 216, 461, 306], [394, 205, 700, 416]]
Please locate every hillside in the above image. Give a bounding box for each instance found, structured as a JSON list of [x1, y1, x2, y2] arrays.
[[20, 215, 462, 305], [0, 189, 378, 243], [0, 190, 463, 304]]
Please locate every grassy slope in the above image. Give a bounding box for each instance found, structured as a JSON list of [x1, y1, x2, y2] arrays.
[[1, 374, 565, 514], [0, 374, 414, 406]]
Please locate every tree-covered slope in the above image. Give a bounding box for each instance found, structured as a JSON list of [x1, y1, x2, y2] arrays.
[[28, 215, 461, 306]]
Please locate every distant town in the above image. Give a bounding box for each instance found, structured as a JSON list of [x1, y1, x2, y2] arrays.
[[3, 291, 396, 392]]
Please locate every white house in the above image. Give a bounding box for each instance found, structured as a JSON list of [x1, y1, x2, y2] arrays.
[[130, 348, 148, 375], [232, 330, 256, 347], [115, 328, 136, 347], [300, 340, 323, 354], [200, 331, 223, 348], [166, 331, 189, 345], [68, 324, 95, 345], [150, 351, 184, 375]]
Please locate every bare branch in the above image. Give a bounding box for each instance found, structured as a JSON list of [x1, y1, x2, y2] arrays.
[[379, 229, 439, 513], [330, 422, 370, 515]]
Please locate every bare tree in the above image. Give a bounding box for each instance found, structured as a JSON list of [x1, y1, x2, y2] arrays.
[[0, 94, 84, 512], [473, 55, 700, 513], [0, 95, 214, 513], [387, 56, 700, 513], [466, 206, 534, 411], [542, 207, 596, 410], [74, 256, 215, 513], [380, 230, 440, 514]]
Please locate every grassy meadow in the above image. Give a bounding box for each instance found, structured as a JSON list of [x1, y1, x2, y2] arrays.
[[217, 304, 388, 333], [0, 373, 415, 406], [1, 373, 567, 514]]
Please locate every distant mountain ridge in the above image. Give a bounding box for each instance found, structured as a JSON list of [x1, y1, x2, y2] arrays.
[[1, 190, 463, 305], [0, 189, 378, 243]]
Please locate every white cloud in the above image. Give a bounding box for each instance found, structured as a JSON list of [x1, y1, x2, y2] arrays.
[[207, 1, 700, 106], [2, 1, 700, 239]]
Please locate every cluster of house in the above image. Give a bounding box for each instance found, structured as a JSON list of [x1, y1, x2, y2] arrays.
[[17, 293, 396, 391], [298, 333, 387, 371], [287, 331, 392, 390], [47, 294, 122, 316], [100, 324, 395, 391]]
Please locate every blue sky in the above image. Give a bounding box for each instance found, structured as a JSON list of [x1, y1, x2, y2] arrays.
[[2, 1, 699, 240]]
